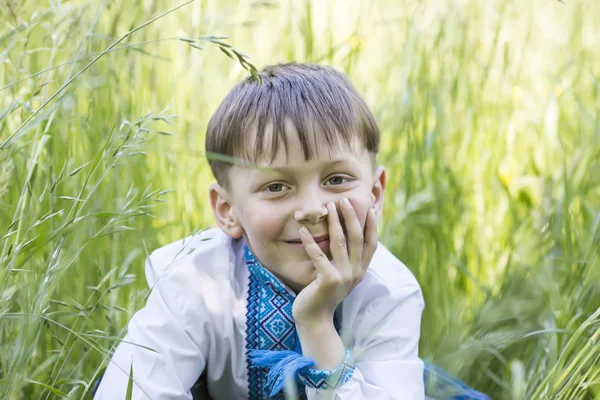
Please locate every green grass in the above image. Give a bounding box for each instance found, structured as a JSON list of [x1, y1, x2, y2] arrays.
[[1, 0, 599, 399]]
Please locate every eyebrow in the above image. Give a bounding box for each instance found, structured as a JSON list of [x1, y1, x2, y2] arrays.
[[253, 158, 356, 175], [267, 159, 353, 172]]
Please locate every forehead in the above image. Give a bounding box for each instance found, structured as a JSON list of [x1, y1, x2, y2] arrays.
[[242, 117, 366, 168]]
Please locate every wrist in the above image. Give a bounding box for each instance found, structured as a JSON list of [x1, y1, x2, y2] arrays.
[[296, 320, 344, 370], [298, 347, 355, 390]]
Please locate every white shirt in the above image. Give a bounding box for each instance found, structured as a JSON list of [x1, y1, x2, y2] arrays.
[[94, 228, 425, 400]]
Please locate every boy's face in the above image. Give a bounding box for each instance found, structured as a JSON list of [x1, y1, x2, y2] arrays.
[[209, 121, 386, 294]]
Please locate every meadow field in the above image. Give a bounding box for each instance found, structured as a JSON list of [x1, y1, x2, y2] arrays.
[[1, 0, 600, 399]]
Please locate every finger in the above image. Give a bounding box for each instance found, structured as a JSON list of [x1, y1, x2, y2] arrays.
[[300, 227, 339, 280], [361, 208, 379, 270], [339, 198, 363, 269], [326, 201, 349, 268]]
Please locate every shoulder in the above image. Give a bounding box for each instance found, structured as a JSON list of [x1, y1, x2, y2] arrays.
[[343, 242, 424, 321], [144, 227, 238, 287], [140, 228, 246, 336], [366, 241, 422, 299]]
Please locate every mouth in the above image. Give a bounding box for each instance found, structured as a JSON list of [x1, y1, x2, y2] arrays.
[[284, 234, 330, 252]]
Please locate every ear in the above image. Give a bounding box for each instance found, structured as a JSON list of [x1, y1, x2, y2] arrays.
[[370, 166, 386, 220], [209, 183, 244, 239]]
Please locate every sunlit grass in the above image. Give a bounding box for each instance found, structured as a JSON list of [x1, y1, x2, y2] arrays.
[[1, 0, 599, 399]]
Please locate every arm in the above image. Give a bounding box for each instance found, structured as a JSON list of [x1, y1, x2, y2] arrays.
[[94, 258, 209, 400], [298, 284, 425, 400], [296, 320, 345, 369], [292, 199, 424, 399]]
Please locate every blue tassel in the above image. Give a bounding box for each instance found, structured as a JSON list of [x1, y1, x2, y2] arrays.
[[249, 349, 316, 396]]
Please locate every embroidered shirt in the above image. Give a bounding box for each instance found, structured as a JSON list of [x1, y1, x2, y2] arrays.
[[94, 228, 425, 399]]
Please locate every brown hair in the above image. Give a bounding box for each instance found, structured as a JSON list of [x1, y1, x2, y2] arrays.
[[205, 62, 380, 190]]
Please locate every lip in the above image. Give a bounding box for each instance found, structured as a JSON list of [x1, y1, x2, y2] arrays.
[[284, 234, 330, 252], [311, 234, 329, 242], [285, 234, 329, 243]]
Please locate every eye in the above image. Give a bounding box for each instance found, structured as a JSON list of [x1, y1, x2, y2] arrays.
[[265, 183, 288, 193], [326, 175, 351, 186]]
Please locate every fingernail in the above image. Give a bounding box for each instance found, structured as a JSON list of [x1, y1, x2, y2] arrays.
[[300, 227, 308, 234], [328, 201, 335, 210], [341, 198, 350, 207]]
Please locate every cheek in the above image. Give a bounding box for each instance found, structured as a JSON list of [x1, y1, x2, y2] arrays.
[[243, 204, 284, 240], [342, 196, 371, 230]]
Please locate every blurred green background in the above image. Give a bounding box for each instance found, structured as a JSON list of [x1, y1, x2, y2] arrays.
[[1, 0, 600, 399]]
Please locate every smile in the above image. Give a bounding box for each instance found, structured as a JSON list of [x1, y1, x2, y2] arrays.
[[284, 236, 330, 252]]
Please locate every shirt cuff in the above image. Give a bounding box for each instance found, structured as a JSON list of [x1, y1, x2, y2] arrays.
[[298, 347, 355, 390]]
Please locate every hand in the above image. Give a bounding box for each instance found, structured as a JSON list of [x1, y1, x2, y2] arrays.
[[292, 198, 378, 326]]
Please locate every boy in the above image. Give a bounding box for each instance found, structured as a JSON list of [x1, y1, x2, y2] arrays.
[[95, 63, 425, 399]]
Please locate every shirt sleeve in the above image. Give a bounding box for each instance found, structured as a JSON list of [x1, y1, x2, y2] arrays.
[[305, 283, 425, 400], [94, 257, 210, 400]]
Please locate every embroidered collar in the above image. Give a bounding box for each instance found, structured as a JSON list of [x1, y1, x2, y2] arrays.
[[244, 244, 303, 399], [244, 244, 297, 299]]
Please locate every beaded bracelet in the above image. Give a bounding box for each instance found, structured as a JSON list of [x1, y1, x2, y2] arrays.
[[298, 347, 355, 390]]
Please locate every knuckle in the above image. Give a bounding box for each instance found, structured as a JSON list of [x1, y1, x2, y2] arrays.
[[337, 236, 347, 248], [324, 271, 342, 284], [339, 263, 353, 274], [330, 274, 343, 285], [339, 270, 352, 281], [312, 249, 326, 260], [357, 235, 364, 246], [356, 271, 366, 282], [341, 276, 354, 287], [321, 279, 336, 290]]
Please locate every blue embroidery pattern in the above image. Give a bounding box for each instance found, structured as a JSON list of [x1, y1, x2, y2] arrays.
[[245, 262, 263, 399], [244, 245, 305, 399], [299, 347, 355, 389]]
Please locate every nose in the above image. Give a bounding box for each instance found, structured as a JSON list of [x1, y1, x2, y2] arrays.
[[293, 192, 330, 224]]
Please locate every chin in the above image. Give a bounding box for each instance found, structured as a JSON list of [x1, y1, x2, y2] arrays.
[[289, 262, 317, 279]]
